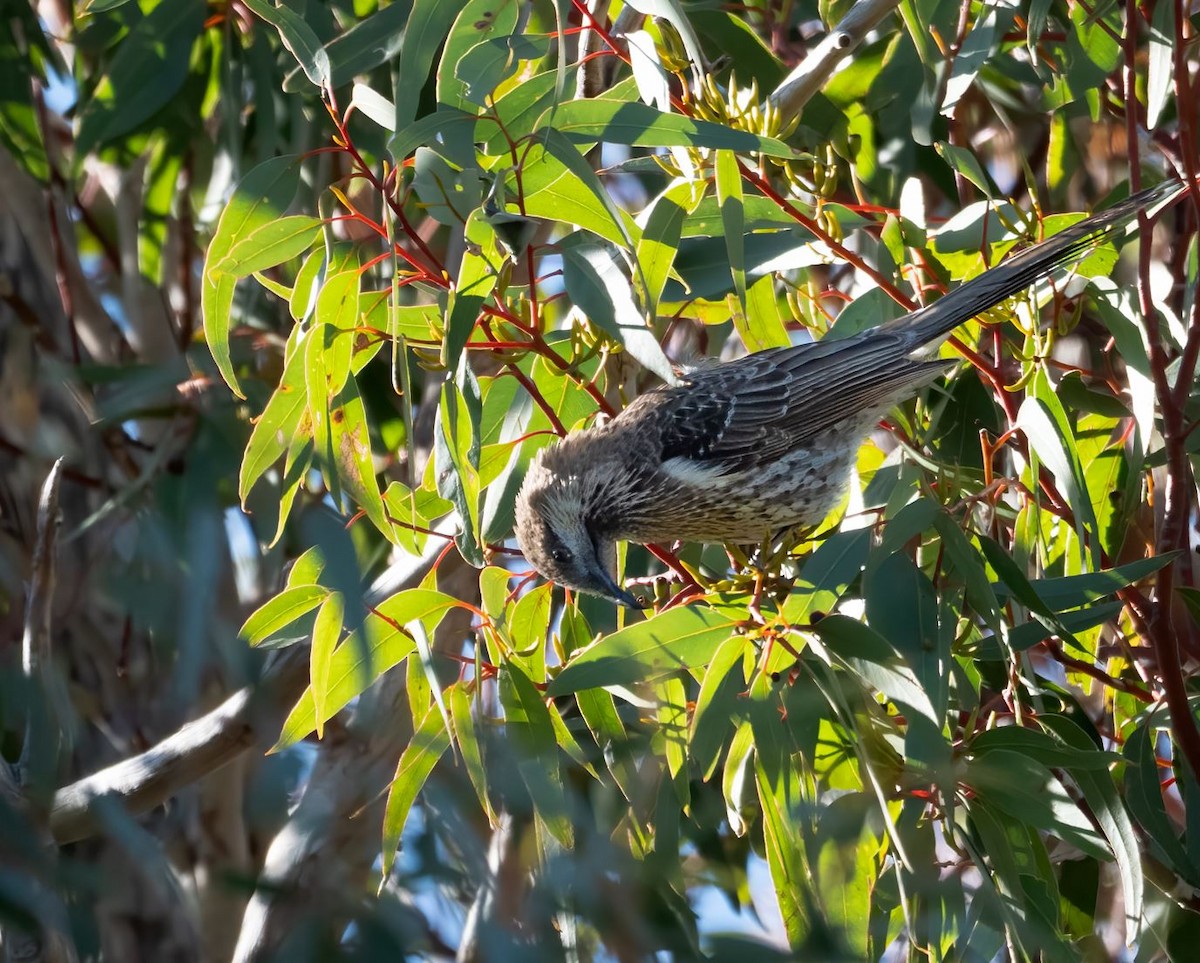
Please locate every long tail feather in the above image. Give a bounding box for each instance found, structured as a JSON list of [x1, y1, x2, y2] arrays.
[[889, 178, 1189, 347]]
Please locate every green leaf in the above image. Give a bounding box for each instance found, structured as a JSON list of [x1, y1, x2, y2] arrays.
[[934, 141, 994, 198], [456, 34, 551, 107], [515, 130, 640, 248], [558, 233, 676, 385], [435, 0, 520, 112], [1020, 365, 1101, 569], [933, 513, 1002, 636], [733, 273, 791, 351], [940, 4, 1013, 116], [434, 363, 484, 566], [74, 0, 207, 158], [282, 2, 412, 93], [967, 750, 1108, 858], [509, 582, 553, 658], [0, 8, 49, 181], [1039, 715, 1143, 935], [449, 682, 495, 823], [443, 210, 501, 370], [667, 229, 824, 302], [1124, 720, 1198, 879], [242, 0, 331, 89], [240, 327, 309, 503], [576, 688, 639, 801], [545, 696, 601, 780], [326, 371, 389, 537], [209, 215, 323, 278], [970, 723, 1118, 771], [722, 718, 756, 835], [963, 801, 1064, 957], [203, 154, 306, 397], [688, 635, 749, 781], [476, 64, 577, 155], [240, 585, 328, 646], [811, 614, 938, 726], [548, 606, 740, 694], [539, 97, 796, 158], [140, 136, 185, 283], [656, 676, 689, 795], [756, 755, 811, 945], [1004, 600, 1123, 652], [389, 106, 480, 162], [1146, 0, 1175, 129], [310, 591, 345, 738], [814, 794, 876, 956], [864, 552, 946, 718], [395, 0, 461, 131], [412, 147, 483, 228], [978, 534, 1057, 620], [316, 270, 361, 396], [275, 590, 458, 749], [499, 663, 573, 848], [995, 554, 1178, 611], [290, 251, 323, 320], [381, 481, 452, 555], [782, 528, 872, 623], [715, 150, 747, 317], [635, 180, 701, 315], [381, 701, 452, 879]]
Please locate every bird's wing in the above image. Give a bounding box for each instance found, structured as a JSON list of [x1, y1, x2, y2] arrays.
[[654, 179, 1190, 479], [658, 335, 946, 475]]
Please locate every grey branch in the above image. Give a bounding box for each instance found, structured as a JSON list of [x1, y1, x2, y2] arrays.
[[18, 458, 64, 791], [48, 647, 309, 845], [6, 459, 76, 963], [768, 0, 903, 123], [575, 0, 613, 99]]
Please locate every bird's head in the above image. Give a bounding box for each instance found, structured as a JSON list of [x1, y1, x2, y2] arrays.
[[514, 442, 645, 608]]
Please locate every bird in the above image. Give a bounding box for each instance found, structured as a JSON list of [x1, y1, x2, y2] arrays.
[[514, 179, 1188, 607]]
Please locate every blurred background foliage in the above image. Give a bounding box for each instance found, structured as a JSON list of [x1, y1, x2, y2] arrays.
[[2, 0, 1200, 960]]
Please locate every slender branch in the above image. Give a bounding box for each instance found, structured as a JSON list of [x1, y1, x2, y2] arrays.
[[19, 459, 65, 797], [49, 647, 309, 844], [575, 0, 614, 99], [767, 0, 903, 123], [1121, 9, 1200, 779]]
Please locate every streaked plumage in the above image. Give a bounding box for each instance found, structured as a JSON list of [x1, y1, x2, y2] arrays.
[[515, 180, 1187, 606]]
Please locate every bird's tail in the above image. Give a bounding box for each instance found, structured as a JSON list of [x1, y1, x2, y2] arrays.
[[887, 178, 1189, 349]]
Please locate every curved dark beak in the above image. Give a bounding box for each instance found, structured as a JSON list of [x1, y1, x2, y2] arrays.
[[589, 562, 648, 609]]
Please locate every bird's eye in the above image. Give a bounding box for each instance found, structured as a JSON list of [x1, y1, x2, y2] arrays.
[[550, 547, 573, 565]]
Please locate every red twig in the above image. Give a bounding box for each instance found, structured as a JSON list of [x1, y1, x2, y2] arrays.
[[1121, 8, 1200, 779]]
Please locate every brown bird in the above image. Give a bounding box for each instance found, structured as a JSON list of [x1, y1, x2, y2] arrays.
[[514, 180, 1187, 606]]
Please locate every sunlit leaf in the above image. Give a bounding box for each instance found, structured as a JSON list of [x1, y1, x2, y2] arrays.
[[242, 0, 330, 89], [548, 606, 740, 694], [240, 585, 329, 647], [209, 215, 323, 278], [275, 590, 459, 749], [310, 591, 344, 738], [381, 700, 452, 879], [539, 97, 796, 158], [74, 0, 206, 157], [203, 155, 306, 397]]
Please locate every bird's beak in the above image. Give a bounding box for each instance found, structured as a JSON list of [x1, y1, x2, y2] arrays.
[[588, 561, 647, 609]]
